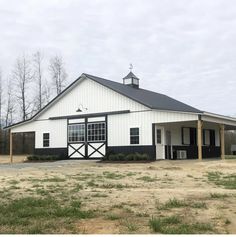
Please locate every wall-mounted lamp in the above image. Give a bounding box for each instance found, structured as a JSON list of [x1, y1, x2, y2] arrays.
[[76, 104, 88, 112]]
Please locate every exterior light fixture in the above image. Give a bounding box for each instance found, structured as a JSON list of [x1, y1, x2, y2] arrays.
[[76, 104, 88, 112]]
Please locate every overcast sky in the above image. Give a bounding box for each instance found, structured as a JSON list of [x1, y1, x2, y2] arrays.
[[0, 0, 236, 116]]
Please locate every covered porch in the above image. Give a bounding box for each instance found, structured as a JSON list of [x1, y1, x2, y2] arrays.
[[154, 113, 236, 160]]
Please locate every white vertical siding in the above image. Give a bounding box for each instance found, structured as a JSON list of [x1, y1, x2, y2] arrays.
[[37, 78, 148, 120], [11, 120, 67, 148], [108, 110, 198, 146]]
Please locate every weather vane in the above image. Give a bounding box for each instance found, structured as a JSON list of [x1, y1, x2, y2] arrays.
[[129, 63, 133, 72]]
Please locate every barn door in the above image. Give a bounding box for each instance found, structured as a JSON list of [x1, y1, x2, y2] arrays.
[[67, 117, 107, 159], [68, 122, 86, 158]]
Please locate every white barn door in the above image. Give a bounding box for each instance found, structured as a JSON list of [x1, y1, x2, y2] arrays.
[[67, 117, 107, 159], [156, 126, 165, 159]]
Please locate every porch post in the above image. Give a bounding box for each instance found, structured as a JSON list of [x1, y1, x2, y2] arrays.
[[9, 129, 13, 163], [197, 117, 203, 160], [220, 124, 225, 160]]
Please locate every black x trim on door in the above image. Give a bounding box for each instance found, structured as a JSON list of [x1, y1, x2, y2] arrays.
[[87, 142, 105, 158], [68, 143, 85, 158]]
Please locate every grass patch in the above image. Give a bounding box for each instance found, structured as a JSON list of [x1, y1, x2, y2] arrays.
[[157, 198, 207, 210], [91, 193, 108, 198], [210, 193, 229, 199], [123, 220, 138, 232], [87, 180, 99, 188], [0, 197, 94, 233], [191, 202, 207, 209], [103, 171, 125, 180], [137, 176, 157, 182], [105, 213, 121, 220], [126, 172, 137, 176], [157, 198, 188, 210], [8, 180, 19, 185], [149, 216, 213, 234], [207, 171, 236, 189], [100, 183, 132, 189]]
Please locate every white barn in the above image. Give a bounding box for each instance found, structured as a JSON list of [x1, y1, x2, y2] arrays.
[[6, 72, 236, 160]]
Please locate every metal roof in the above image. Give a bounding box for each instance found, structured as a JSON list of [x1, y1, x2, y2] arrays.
[[123, 71, 140, 80], [84, 73, 202, 113], [4, 72, 202, 129]]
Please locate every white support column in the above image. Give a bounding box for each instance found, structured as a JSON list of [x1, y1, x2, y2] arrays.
[[220, 124, 225, 160], [197, 119, 203, 160]]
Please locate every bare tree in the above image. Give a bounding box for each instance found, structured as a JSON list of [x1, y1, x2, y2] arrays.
[[49, 55, 67, 95], [33, 51, 44, 111], [12, 55, 33, 121], [4, 79, 15, 127]]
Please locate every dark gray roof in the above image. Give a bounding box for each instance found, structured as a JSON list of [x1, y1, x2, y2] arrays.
[[84, 73, 202, 113], [123, 71, 139, 80], [4, 72, 201, 129]]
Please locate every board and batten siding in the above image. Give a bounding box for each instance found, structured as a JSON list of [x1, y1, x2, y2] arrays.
[[11, 77, 148, 149], [37, 78, 148, 120], [11, 120, 67, 149], [107, 110, 199, 146]]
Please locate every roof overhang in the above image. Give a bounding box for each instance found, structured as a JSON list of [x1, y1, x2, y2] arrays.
[[202, 112, 236, 129]]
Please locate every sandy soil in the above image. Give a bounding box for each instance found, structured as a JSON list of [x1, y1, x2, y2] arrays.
[[0, 155, 27, 164], [0, 158, 236, 234]]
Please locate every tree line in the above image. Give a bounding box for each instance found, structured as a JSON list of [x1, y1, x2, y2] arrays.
[[0, 51, 68, 128]]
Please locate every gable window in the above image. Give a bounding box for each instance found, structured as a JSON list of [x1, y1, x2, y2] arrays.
[[43, 133, 50, 147], [203, 129, 215, 146], [87, 122, 106, 142], [68, 124, 85, 142], [156, 129, 162, 144], [130, 128, 139, 144], [182, 127, 196, 145]]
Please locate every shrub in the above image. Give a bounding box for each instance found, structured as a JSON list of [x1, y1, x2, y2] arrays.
[[27, 155, 64, 162], [102, 152, 150, 161]]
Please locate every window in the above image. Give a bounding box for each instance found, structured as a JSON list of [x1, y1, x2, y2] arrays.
[[43, 133, 50, 147], [87, 122, 106, 142], [68, 124, 85, 142], [156, 129, 162, 144], [203, 129, 215, 146], [203, 129, 210, 145], [130, 128, 139, 144], [182, 127, 196, 145]]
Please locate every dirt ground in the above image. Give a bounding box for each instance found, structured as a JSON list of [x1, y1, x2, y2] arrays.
[[0, 155, 27, 164], [0, 158, 236, 234]]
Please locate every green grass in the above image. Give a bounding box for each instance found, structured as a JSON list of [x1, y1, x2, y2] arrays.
[[87, 180, 98, 187], [191, 202, 207, 209], [123, 220, 138, 232], [126, 172, 137, 176], [29, 177, 66, 183], [105, 213, 121, 220], [210, 193, 229, 199], [100, 183, 132, 189], [225, 219, 231, 225], [157, 198, 207, 210], [0, 197, 94, 233], [137, 176, 157, 182], [207, 171, 236, 189], [8, 180, 19, 185], [149, 216, 213, 234], [157, 198, 188, 210], [91, 193, 108, 198], [72, 184, 83, 192], [103, 171, 125, 180]]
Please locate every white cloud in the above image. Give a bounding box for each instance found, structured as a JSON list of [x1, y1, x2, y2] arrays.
[[0, 0, 236, 115]]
